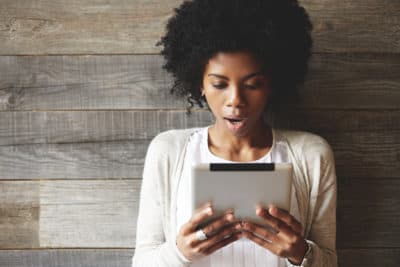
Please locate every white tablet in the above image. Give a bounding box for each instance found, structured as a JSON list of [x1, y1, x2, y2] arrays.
[[190, 163, 293, 226]]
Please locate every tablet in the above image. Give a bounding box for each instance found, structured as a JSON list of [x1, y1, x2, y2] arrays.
[[190, 162, 293, 226]]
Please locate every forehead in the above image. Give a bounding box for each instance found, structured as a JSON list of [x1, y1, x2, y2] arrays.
[[204, 51, 265, 76]]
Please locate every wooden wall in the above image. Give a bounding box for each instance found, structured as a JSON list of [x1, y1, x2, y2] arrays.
[[0, 0, 399, 266]]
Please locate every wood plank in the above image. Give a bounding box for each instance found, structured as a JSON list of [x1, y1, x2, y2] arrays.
[[300, 53, 400, 109], [0, 110, 399, 179], [302, 0, 400, 53], [0, 0, 179, 55], [0, 182, 40, 248], [0, 0, 398, 54], [0, 180, 139, 248], [0, 132, 398, 179], [0, 141, 149, 179], [1, 54, 399, 110], [337, 178, 400, 248], [0, 110, 214, 146], [0, 248, 399, 267], [0, 249, 134, 267], [0, 55, 185, 111], [39, 180, 139, 248], [0, 179, 400, 248], [338, 248, 400, 267]]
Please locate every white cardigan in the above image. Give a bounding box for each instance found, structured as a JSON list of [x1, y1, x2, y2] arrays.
[[132, 127, 337, 267]]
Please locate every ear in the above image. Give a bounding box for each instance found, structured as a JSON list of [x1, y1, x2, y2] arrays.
[[200, 87, 205, 96]]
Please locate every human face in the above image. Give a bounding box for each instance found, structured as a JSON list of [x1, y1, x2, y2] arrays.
[[201, 51, 271, 138]]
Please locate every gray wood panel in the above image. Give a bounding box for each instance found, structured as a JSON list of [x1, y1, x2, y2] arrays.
[[0, 180, 140, 249], [0, 249, 134, 267], [0, 0, 179, 55], [0, 133, 398, 179], [0, 182, 40, 248], [0, 111, 213, 146], [0, 248, 399, 267], [302, 0, 400, 53], [337, 178, 400, 248], [0, 110, 399, 179], [1, 178, 400, 248], [0, 0, 399, 54], [1, 54, 399, 111], [39, 180, 139, 248], [338, 248, 400, 267], [2, 110, 399, 146], [0, 55, 185, 111]]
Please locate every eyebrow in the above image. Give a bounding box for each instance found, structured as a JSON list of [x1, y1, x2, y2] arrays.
[[207, 72, 265, 81]]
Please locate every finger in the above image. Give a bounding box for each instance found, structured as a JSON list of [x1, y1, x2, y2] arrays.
[[196, 222, 241, 249], [267, 205, 303, 234], [242, 222, 281, 244], [242, 230, 284, 257], [202, 211, 235, 237], [197, 223, 242, 254], [256, 206, 298, 238], [181, 203, 213, 235], [203, 232, 242, 255]]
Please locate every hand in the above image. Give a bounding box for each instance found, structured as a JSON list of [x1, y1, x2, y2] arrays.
[[241, 205, 307, 265], [176, 202, 242, 261]]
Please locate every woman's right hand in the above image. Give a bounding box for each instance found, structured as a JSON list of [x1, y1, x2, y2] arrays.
[[176, 202, 242, 261]]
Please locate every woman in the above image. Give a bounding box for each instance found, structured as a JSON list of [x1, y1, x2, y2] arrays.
[[132, 0, 337, 266]]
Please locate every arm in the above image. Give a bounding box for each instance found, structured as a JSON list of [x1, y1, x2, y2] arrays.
[[287, 139, 338, 267], [132, 136, 191, 267], [302, 145, 337, 267]]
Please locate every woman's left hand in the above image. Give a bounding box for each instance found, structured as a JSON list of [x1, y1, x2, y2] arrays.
[[241, 205, 307, 265]]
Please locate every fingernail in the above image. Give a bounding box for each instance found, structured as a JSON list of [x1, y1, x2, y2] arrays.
[[205, 207, 212, 214], [269, 206, 276, 214], [256, 207, 263, 214]]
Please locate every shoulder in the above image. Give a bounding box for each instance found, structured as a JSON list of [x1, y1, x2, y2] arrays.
[[147, 127, 203, 155], [274, 128, 334, 163]]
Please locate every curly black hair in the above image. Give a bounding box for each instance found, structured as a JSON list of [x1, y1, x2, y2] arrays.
[[156, 0, 313, 115]]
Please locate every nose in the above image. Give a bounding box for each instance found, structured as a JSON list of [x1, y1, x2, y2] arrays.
[[227, 85, 245, 108]]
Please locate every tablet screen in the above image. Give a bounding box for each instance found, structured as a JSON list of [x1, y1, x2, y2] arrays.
[[191, 163, 292, 226]]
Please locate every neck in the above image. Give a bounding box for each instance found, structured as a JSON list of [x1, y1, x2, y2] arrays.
[[208, 121, 272, 152]]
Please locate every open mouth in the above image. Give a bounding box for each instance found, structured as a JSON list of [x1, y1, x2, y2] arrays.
[[224, 117, 247, 130], [225, 118, 244, 124]]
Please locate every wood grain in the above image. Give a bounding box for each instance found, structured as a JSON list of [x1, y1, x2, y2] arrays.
[[337, 178, 400, 248], [0, 178, 400, 248], [4, 109, 399, 146], [0, 110, 399, 179], [39, 180, 139, 248], [0, 249, 134, 267], [0, 248, 399, 267], [0, 0, 399, 54], [0, 182, 40, 248], [1, 54, 399, 111], [0, 55, 185, 111]]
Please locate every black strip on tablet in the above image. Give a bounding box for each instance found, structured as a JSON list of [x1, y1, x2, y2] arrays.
[[210, 163, 275, 171]]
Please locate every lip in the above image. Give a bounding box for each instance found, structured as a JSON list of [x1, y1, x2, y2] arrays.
[[224, 117, 248, 132], [224, 116, 247, 120]]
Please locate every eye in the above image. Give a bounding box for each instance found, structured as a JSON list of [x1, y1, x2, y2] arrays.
[[244, 84, 257, 89], [212, 84, 226, 89]]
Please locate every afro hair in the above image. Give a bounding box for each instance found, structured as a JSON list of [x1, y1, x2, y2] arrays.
[[156, 0, 313, 114]]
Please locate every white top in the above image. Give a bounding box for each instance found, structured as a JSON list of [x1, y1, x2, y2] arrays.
[[176, 126, 301, 267]]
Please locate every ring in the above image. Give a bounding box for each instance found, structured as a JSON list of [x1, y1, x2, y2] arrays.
[[195, 229, 207, 241]]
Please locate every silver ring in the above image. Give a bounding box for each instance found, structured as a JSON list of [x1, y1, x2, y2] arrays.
[[195, 229, 207, 241]]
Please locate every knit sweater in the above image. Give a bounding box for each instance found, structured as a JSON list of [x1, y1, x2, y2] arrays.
[[132, 127, 338, 267]]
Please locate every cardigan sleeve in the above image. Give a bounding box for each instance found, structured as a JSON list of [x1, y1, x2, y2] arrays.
[[301, 137, 338, 267], [131, 134, 192, 267], [308, 141, 338, 267]]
